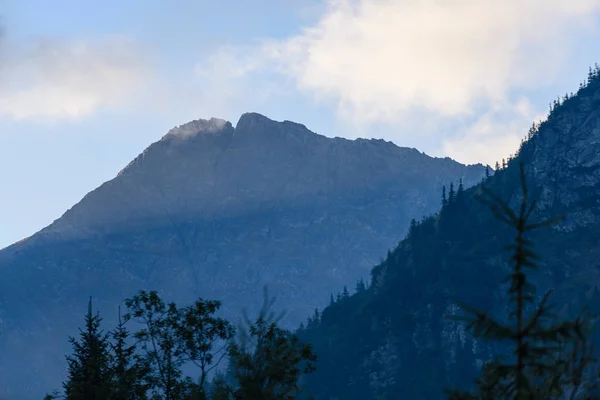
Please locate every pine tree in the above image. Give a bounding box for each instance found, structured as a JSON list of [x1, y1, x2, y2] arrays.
[[442, 185, 448, 207], [485, 166, 490, 180], [355, 278, 366, 293], [43, 390, 61, 399], [449, 182, 456, 204], [305, 315, 314, 329], [495, 161, 501, 171], [409, 218, 418, 235], [329, 293, 335, 306], [342, 286, 350, 300], [63, 297, 113, 400], [110, 306, 149, 400], [446, 163, 595, 399]]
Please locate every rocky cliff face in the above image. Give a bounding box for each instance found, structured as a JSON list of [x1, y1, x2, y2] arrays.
[[0, 112, 484, 398], [526, 85, 600, 230]]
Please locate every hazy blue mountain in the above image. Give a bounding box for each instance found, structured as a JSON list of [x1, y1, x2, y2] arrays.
[[0, 112, 484, 398], [299, 69, 600, 399]]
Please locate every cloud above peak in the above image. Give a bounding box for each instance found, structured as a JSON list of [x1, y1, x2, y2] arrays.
[[188, 0, 599, 165], [264, 0, 600, 124], [0, 33, 151, 120]]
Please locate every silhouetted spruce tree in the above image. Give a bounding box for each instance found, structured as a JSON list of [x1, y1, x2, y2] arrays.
[[342, 286, 350, 300], [109, 306, 150, 400], [495, 161, 501, 171], [306, 309, 320, 329], [305, 315, 314, 329], [527, 124, 536, 141], [485, 166, 490, 180], [449, 182, 456, 204], [43, 390, 61, 399], [446, 163, 595, 399], [442, 185, 448, 207], [355, 278, 366, 293], [63, 297, 113, 400], [409, 218, 418, 238], [329, 293, 335, 306]]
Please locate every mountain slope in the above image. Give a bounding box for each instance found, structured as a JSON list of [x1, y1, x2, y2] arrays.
[[299, 68, 600, 399], [0, 112, 484, 398]]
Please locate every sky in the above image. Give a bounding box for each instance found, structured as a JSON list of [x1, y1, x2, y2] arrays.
[[0, 0, 599, 248]]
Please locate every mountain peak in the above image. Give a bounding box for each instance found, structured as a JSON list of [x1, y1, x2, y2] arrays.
[[236, 112, 271, 125], [163, 117, 232, 140], [31, 112, 485, 242], [234, 112, 279, 134]]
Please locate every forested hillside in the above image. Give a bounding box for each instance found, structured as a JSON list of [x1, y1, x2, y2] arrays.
[[298, 65, 600, 399]]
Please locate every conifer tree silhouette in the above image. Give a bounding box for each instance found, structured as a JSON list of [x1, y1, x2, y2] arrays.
[[446, 163, 596, 399]]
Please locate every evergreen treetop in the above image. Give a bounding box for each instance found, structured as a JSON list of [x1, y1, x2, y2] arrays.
[[447, 163, 595, 399], [63, 297, 113, 400]]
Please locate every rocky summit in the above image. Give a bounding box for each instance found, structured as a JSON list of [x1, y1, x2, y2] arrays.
[[0, 112, 484, 398]]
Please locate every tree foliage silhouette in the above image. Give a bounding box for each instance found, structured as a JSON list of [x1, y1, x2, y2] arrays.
[[446, 163, 596, 399], [63, 297, 113, 400], [211, 287, 317, 399]]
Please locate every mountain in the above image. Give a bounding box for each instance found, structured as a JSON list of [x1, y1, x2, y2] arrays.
[[299, 68, 600, 399], [0, 112, 484, 398]]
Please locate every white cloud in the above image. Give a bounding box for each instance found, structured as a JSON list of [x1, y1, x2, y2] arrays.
[[439, 98, 548, 165], [0, 34, 151, 120], [156, 44, 295, 123], [189, 0, 600, 165], [264, 0, 600, 124]]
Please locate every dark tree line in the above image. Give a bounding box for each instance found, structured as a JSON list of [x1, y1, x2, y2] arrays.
[[45, 290, 316, 400]]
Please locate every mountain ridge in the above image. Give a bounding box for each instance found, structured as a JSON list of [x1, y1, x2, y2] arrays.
[[0, 111, 485, 398], [15, 112, 484, 245]]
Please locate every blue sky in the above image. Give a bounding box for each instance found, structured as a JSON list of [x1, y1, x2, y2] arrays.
[[0, 0, 599, 248]]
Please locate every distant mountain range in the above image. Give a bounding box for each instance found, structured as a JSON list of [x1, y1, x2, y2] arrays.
[[299, 67, 600, 399], [0, 112, 485, 398]]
